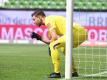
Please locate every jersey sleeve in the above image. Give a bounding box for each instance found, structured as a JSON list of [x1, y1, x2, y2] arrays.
[[45, 17, 56, 33]]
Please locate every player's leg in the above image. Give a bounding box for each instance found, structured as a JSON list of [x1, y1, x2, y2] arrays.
[[49, 42, 60, 73], [49, 42, 61, 78], [52, 35, 78, 77], [49, 35, 65, 73], [60, 46, 78, 77], [72, 57, 78, 77], [49, 36, 65, 78], [72, 24, 88, 77], [60, 47, 65, 54]]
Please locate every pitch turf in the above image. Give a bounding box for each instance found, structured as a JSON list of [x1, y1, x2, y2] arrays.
[[0, 44, 107, 80]]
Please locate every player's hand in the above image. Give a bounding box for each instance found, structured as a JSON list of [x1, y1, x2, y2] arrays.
[[30, 32, 41, 40]]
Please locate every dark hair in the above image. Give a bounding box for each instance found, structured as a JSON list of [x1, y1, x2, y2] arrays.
[[31, 10, 46, 17]]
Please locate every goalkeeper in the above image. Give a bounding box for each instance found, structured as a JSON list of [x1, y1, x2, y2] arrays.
[[31, 10, 88, 78]]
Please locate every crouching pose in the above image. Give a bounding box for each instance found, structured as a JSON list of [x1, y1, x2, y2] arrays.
[[31, 10, 88, 78]]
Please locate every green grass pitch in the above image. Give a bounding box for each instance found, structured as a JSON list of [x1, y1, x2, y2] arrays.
[[0, 44, 107, 80]]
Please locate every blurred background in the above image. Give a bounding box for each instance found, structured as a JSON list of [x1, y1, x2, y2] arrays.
[[0, 0, 107, 80], [0, 0, 107, 46]]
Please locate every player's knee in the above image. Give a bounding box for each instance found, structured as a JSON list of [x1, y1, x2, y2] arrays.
[[50, 42, 61, 50], [49, 42, 53, 49]]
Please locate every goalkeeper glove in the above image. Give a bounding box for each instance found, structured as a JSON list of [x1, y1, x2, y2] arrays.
[[31, 32, 41, 40]]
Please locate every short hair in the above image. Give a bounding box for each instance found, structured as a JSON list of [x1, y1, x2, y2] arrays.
[[31, 10, 46, 17]]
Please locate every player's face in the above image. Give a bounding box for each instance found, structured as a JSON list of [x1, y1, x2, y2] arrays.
[[32, 16, 43, 27]]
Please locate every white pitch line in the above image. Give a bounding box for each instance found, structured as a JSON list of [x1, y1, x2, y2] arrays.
[[80, 71, 107, 77]]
